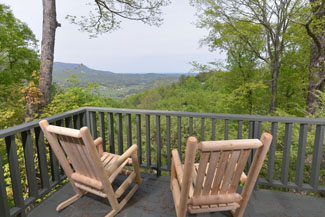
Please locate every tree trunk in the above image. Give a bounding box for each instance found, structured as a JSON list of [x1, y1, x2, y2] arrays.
[[306, 0, 325, 115], [306, 39, 325, 114], [269, 60, 280, 113], [38, 0, 60, 112]]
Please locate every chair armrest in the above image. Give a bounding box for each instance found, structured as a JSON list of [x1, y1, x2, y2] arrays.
[[172, 149, 183, 185], [94, 137, 104, 156], [106, 144, 138, 175], [240, 172, 247, 184]]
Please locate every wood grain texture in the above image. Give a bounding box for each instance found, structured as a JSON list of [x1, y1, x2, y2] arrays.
[[170, 133, 272, 217], [39, 120, 142, 217]]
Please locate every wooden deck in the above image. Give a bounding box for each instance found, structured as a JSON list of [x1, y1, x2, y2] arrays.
[[27, 173, 325, 217]]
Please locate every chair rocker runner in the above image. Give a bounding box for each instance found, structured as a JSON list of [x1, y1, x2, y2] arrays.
[[39, 120, 142, 217], [170, 133, 272, 217]]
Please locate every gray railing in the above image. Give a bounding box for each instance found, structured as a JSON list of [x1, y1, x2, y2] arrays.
[[0, 108, 87, 217], [0, 107, 324, 217]]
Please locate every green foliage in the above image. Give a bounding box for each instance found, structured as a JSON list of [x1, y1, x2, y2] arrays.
[[0, 83, 25, 129], [0, 4, 40, 129], [124, 71, 269, 115], [41, 84, 121, 118], [0, 4, 39, 85]]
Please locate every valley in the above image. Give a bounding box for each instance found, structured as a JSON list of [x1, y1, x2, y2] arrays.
[[53, 62, 184, 99]]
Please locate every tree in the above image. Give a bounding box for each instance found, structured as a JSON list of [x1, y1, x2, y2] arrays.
[[191, 0, 304, 113], [0, 4, 40, 126], [38, 0, 60, 113], [38, 0, 171, 113], [67, 0, 171, 36], [304, 0, 325, 114], [0, 4, 39, 85]]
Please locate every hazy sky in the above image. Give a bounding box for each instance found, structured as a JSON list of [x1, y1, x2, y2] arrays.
[[1, 0, 220, 73]]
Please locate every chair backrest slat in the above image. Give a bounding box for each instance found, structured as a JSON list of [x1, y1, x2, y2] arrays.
[[194, 140, 264, 199], [72, 137, 94, 176], [77, 137, 98, 178], [202, 152, 220, 195], [58, 135, 85, 175], [193, 152, 210, 196], [53, 131, 101, 181], [229, 149, 251, 193], [220, 150, 241, 194], [211, 151, 230, 194]]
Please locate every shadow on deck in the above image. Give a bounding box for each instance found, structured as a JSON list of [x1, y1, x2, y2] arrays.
[[27, 173, 325, 217]]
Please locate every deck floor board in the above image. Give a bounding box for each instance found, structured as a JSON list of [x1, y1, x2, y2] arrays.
[[27, 173, 325, 217]]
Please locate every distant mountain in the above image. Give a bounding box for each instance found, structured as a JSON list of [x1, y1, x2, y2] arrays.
[[53, 62, 183, 99], [53, 62, 114, 74]]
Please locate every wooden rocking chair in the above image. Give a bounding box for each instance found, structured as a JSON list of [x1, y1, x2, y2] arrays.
[[39, 120, 142, 217], [170, 133, 272, 217]]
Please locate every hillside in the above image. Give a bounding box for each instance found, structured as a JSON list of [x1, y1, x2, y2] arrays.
[[53, 62, 182, 99], [123, 71, 270, 115]]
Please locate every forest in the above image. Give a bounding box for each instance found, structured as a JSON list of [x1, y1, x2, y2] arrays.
[[1, 0, 325, 211], [2, 1, 325, 129]]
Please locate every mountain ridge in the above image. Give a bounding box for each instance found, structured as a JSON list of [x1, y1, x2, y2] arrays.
[[52, 62, 183, 99]]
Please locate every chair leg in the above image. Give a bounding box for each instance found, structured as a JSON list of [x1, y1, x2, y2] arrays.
[[105, 209, 118, 217], [56, 194, 83, 211], [105, 183, 140, 217]]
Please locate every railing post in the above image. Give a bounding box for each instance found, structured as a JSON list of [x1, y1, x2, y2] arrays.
[[108, 112, 115, 154], [267, 122, 278, 184], [86, 109, 90, 128], [34, 127, 50, 191], [295, 123, 308, 188], [224, 119, 229, 140], [126, 114, 132, 148], [247, 121, 255, 171], [117, 113, 123, 155], [0, 154, 10, 217], [136, 114, 142, 165], [310, 125, 324, 190], [99, 112, 106, 152], [177, 116, 182, 160], [65, 116, 72, 128], [189, 117, 193, 136], [281, 123, 293, 186], [237, 120, 243, 139], [166, 116, 171, 171], [156, 115, 161, 176], [21, 130, 38, 199], [201, 118, 205, 141], [5, 135, 26, 217], [80, 111, 86, 127], [211, 118, 216, 140], [146, 115, 151, 168], [89, 112, 97, 139], [73, 114, 80, 129]]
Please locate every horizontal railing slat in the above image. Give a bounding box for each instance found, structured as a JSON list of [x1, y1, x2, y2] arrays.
[[85, 107, 325, 124], [0, 108, 86, 138]]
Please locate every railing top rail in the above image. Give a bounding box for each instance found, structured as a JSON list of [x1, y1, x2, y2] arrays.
[[0, 108, 86, 138], [85, 107, 325, 125], [2, 106, 325, 139]]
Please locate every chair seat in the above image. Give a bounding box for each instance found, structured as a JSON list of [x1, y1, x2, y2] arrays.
[[101, 152, 120, 168], [188, 202, 240, 214], [101, 152, 133, 183]]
